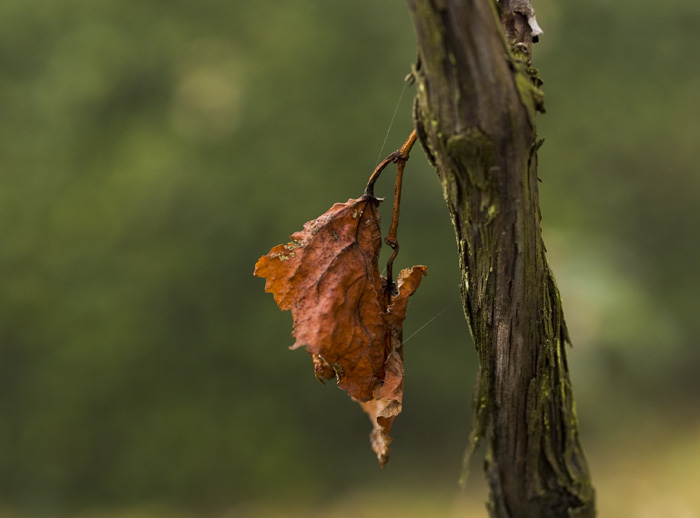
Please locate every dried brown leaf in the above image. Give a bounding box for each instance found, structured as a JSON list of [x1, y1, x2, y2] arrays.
[[361, 265, 427, 466], [254, 195, 427, 465]]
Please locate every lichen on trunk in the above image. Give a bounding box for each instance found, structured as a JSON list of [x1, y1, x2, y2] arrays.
[[406, 0, 595, 516]]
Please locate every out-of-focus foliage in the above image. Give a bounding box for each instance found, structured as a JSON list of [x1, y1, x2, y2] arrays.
[[1, 0, 699, 516]]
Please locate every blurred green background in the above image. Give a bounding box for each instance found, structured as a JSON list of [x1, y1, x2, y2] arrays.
[[2, 0, 699, 516]]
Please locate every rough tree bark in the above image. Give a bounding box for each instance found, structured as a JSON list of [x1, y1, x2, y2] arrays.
[[406, 1, 596, 516]]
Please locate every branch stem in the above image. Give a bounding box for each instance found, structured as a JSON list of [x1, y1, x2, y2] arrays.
[[363, 129, 418, 301], [384, 130, 417, 295]]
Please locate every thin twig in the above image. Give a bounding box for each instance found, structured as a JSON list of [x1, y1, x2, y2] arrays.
[[384, 130, 417, 295], [364, 154, 398, 199], [363, 130, 418, 301]]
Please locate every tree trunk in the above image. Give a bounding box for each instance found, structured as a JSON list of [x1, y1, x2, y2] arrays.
[[406, 1, 596, 516]]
